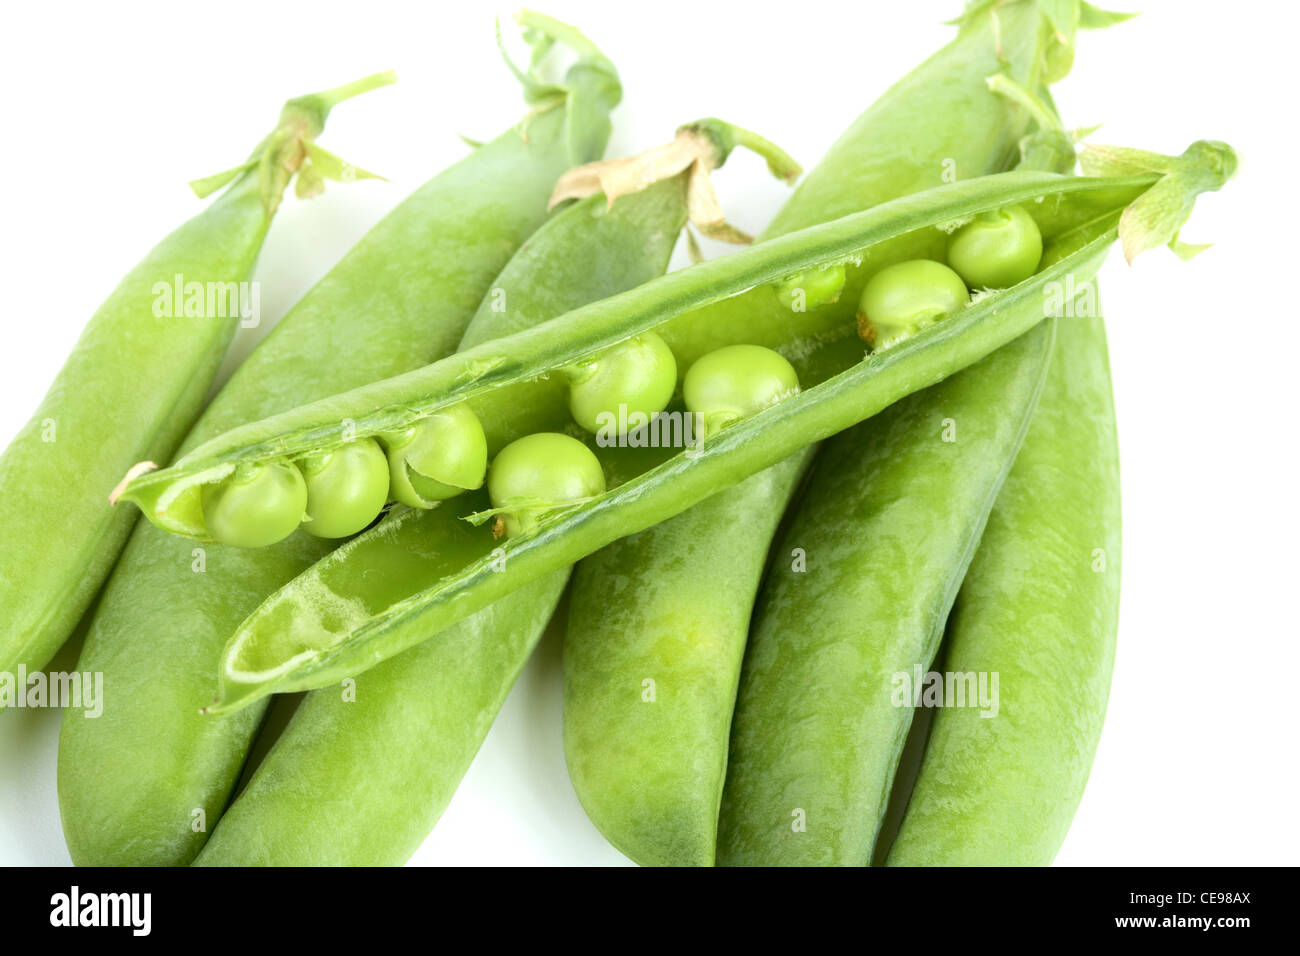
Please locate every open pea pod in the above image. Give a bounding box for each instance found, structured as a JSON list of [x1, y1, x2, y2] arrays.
[[138, 142, 1233, 712], [117, 168, 1151, 534], [210, 233, 1106, 710]]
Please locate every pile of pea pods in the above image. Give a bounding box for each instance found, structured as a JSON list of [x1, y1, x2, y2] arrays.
[[0, 5, 1237, 867]]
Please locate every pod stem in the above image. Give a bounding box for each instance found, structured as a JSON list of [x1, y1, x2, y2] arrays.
[[288, 69, 399, 119], [493, 10, 621, 164], [987, 74, 1089, 174], [986, 73, 1062, 134], [1081, 139, 1237, 263], [515, 8, 605, 60], [188, 69, 396, 214], [496, 9, 618, 104], [686, 119, 803, 183], [548, 117, 799, 245]]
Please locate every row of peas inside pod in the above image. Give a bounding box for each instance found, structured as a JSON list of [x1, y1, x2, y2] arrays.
[[197, 329, 806, 548], [199, 405, 489, 548], [199, 202, 1041, 549]]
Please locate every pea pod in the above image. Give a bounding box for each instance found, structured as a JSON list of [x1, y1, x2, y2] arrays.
[[123, 146, 1234, 714], [194, 123, 799, 865], [564, 0, 1068, 866], [0, 70, 392, 685], [115, 169, 1150, 532], [717, 320, 1055, 866], [56, 12, 621, 867], [887, 299, 1119, 867]]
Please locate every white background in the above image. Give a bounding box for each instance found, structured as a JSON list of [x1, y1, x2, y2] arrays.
[[1, 0, 1296, 866]]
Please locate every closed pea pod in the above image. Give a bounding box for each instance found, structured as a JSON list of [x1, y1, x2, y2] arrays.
[[193, 118, 785, 865], [729, 127, 1229, 865], [57, 12, 622, 867], [0, 70, 391, 685], [562, 452, 809, 865]]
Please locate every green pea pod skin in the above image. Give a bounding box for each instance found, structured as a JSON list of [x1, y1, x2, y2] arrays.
[[768, 2, 1039, 237], [192, 177, 689, 865], [887, 305, 1120, 867], [563, 453, 807, 866], [57, 33, 621, 866], [560, 0, 1057, 865], [716, 320, 1054, 866], [462, 182, 684, 350], [0, 72, 393, 684]]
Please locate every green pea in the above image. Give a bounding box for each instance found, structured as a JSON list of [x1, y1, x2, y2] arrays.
[[946, 204, 1043, 289], [299, 438, 390, 538], [201, 459, 307, 548], [487, 432, 605, 537], [856, 259, 969, 349], [683, 344, 799, 437], [381, 403, 488, 507], [773, 263, 846, 312], [568, 332, 677, 435]]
